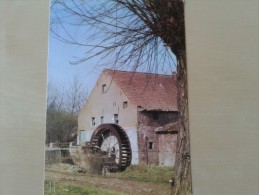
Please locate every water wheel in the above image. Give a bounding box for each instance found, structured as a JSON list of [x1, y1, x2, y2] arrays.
[[90, 124, 132, 171]]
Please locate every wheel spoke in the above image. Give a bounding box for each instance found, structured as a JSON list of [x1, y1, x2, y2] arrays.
[[102, 139, 109, 151], [112, 142, 118, 148], [91, 125, 131, 171], [108, 131, 112, 147]]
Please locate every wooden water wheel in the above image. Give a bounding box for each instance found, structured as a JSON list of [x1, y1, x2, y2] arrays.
[[90, 124, 132, 171]]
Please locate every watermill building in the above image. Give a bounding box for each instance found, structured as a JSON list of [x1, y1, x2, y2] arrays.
[[78, 69, 179, 167]]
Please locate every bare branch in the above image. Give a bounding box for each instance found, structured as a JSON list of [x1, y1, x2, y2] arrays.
[[50, 0, 179, 73]]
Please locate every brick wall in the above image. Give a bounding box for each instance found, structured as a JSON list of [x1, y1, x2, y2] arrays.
[[137, 110, 178, 165], [158, 133, 177, 166]]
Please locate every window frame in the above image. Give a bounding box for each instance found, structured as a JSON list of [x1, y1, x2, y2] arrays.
[[102, 84, 107, 93], [123, 101, 128, 109], [91, 117, 96, 126], [148, 142, 154, 150], [114, 114, 119, 124]]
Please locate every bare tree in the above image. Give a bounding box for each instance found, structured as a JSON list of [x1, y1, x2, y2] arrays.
[[47, 81, 65, 112], [65, 76, 88, 115], [46, 77, 88, 143], [51, 1, 190, 194]]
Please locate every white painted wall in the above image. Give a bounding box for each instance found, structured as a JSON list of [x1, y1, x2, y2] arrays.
[[124, 127, 139, 164], [0, 1, 49, 194], [186, 1, 259, 195], [78, 71, 140, 164], [78, 71, 138, 131]]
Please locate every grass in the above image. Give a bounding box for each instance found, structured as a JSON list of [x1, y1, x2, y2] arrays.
[[44, 180, 125, 195], [46, 164, 173, 185], [45, 164, 173, 194], [108, 164, 173, 184]]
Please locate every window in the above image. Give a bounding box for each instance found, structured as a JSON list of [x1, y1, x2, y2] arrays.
[[91, 117, 96, 126], [149, 142, 154, 149], [123, 101, 128, 109], [102, 84, 107, 93], [114, 114, 119, 124], [100, 116, 104, 124], [152, 112, 158, 120]]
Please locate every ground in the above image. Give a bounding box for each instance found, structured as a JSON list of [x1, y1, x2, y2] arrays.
[[45, 163, 172, 195]]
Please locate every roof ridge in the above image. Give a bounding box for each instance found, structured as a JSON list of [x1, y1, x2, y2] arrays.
[[103, 68, 175, 77]]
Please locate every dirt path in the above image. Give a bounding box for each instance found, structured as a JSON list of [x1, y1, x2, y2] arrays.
[[45, 171, 170, 195]]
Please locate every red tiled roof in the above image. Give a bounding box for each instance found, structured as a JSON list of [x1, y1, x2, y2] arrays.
[[104, 69, 178, 111]]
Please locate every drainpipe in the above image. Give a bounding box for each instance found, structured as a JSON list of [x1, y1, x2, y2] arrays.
[[145, 136, 149, 165]]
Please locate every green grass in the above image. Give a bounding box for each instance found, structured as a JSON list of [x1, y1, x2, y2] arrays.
[[108, 165, 173, 184], [44, 180, 125, 195], [45, 165, 173, 194]]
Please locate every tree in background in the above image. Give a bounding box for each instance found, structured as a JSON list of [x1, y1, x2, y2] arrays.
[[51, 0, 190, 194], [46, 77, 87, 144], [65, 77, 88, 115]]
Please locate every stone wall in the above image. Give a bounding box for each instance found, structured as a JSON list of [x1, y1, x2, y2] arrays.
[[69, 146, 103, 174], [45, 149, 72, 165], [45, 150, 62, 164]]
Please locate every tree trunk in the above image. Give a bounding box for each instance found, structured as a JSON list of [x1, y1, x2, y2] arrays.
[[171, 54, 192, 195]]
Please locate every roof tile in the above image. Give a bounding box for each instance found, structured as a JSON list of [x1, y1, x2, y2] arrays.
[[104, 69, 178, 111]]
